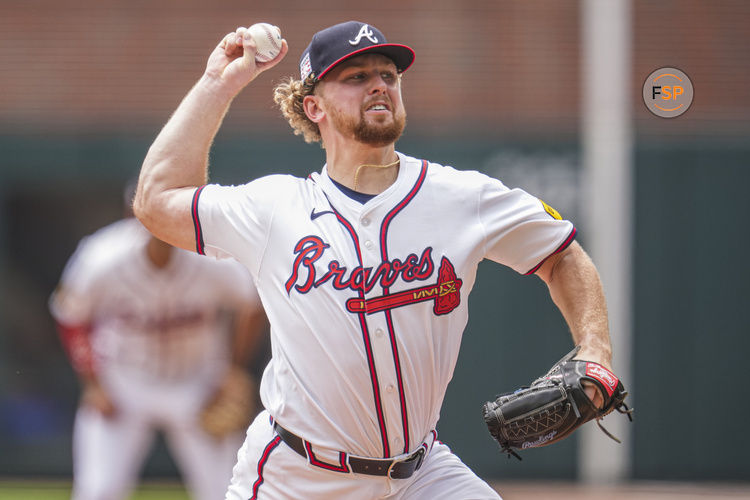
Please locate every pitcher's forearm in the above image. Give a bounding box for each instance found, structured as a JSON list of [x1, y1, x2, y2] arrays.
[[537, 242, 613, 368]]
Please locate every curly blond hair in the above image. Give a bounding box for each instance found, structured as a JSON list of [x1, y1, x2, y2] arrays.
[[273, 76, 321, 145]]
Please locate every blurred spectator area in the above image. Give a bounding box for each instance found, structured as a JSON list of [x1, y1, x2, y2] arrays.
[[0, 0, 746, 139]]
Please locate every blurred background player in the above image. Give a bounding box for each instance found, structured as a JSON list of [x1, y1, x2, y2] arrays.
[[48, 184, 269, 500]]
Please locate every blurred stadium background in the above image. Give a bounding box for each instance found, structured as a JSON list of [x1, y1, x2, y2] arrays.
[[1, 0, 748, 497]]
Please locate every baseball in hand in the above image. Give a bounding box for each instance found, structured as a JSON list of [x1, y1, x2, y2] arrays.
[[248, 23, 282, 62]]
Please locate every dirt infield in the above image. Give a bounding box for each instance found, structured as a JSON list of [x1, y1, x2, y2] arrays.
[[492, 481, 750, 500]]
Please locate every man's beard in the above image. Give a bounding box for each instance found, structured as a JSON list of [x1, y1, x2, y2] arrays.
[[329, 104, 406, 147]]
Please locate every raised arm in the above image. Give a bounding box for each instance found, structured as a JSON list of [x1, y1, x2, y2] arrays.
[[133, 26, 288, 251]]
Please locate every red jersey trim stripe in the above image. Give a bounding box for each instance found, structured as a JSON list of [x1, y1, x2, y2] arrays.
[[250, 435, 282, 500], [304, 441, 350, 473], [524, 226, 577, 275], [191, 185, 207, 255], [378, 159, 428, 454], [329, 203, 391, 458]]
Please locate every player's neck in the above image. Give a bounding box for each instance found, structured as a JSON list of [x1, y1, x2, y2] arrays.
[[325, 145, 399, 195], [146, 237, 173, 268]]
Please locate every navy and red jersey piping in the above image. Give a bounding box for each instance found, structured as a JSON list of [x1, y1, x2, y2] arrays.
[[327, 203, 391, 458], [304, 441, 350, 473], [191, 185, 207, 255], [524, 226, 577, 275], [250, 435, 282, 500], [377, 159, 428, 453], [322, 160, 428, 458]]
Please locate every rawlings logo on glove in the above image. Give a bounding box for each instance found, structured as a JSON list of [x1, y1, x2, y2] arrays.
[[482, 346, 633, 460]]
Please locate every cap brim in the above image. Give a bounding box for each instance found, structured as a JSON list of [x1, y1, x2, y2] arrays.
[[317, 43, 415, 80]]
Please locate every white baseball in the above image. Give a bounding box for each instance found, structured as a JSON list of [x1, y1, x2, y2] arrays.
[[248, 23, 282, 62]]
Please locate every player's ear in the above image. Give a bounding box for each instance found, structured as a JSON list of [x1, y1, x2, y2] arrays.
[[303, 94, 325, 123]]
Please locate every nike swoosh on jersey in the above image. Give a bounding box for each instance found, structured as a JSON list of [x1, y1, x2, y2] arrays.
[[310, 208, 335, 220]]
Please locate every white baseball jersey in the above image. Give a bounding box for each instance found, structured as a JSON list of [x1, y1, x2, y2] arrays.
[[194, 152, 574, 462], [50, 218, 260, 382]]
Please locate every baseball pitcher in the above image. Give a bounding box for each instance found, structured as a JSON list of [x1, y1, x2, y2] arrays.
[[134, 20, 628, 499]]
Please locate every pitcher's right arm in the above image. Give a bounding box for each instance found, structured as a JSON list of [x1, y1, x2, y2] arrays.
[[133, 25, 287, 251]]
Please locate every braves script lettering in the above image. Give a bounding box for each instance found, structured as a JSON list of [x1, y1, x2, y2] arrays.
[[285, 236, 434, 295]]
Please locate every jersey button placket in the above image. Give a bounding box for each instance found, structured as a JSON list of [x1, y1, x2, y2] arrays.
[[359, 212, 402, 449], [359, 214, 375, 253]]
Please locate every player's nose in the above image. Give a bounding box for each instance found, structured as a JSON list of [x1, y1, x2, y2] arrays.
[[368, 74, 388, 94]]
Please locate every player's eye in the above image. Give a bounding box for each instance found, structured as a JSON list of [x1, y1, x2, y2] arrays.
[[381, 71, 397, 81]]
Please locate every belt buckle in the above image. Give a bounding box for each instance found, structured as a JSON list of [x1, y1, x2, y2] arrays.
[[387, 447, 426, 479]]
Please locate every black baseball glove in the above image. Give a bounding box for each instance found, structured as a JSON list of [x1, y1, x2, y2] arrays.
[[482, 346, 632, 460]]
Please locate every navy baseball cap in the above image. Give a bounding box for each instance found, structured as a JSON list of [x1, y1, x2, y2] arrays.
[[299, 21, 415, 81]]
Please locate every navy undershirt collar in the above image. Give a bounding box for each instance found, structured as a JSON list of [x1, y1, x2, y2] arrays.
[[330, 178, 376, 204]]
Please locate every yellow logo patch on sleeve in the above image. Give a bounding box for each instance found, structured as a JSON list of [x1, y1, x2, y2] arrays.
[[540, 200, 562, 220]]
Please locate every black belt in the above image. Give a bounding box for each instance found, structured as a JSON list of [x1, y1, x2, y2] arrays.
[[274, 423, 426, 479]]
